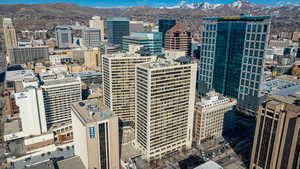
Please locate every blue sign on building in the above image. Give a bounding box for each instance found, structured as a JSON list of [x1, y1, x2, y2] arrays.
[[89, 127, 95, 138]]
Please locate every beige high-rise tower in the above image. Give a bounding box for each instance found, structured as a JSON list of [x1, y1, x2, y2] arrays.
[[71, 99, 120, 169], [250, 94, 300, 169], [3, 18, 17, 63], [134, 60, 197, 161], [102, 53, 154, 123]]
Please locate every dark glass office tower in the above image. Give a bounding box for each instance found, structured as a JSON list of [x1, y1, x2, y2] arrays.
[[198, 15, 271, 116], [107, 17, 129, 45], [158, 19, 176, 47]]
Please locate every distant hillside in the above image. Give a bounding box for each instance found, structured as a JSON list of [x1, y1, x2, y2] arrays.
[[0, 1, 299, 35]]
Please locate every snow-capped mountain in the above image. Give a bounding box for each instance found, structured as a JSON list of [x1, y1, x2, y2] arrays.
[[163, 0, 265, 9]]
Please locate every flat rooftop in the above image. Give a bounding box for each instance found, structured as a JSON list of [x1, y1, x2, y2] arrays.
[[5, 70, 35, 82], [42, 77, 81, 86], [107, 17, 129, 21], [56, 156, 85, 169], [123, 32, 162, 40], [4, 119, 22, 136], [71, 99, 113, 124], [103, 52, 153, 59], [26, 160, 55, 169], [268, 94, 300, 113], [138, 60, 184, 69], [260, 78, 300, 96], [194, 160, 223, 169], [203, 15, 271, 21]]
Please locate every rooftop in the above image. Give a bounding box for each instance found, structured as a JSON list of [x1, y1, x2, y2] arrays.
[[107, 17, 129, 22], [123, 32, 162, 40], [167, 23, 188, 32], [138, 60, 184, 69], [71, 99, 113, 124], [268, 94, 300, 113], [194, 160, 223, 169], [203, 15, 271, 22], [42, 77, 81, 87], [103, 52, 152, 59], [56, 156, 85, 169], [26, 160, 55, 169], [5, 70, 35, 82], [4, 119, 22, 136], [260, 78, 300, 96]]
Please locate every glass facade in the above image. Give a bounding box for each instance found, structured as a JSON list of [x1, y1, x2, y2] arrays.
[[122, 32, 162, 55], [199, 15, 271, 115], [158, 19, 176, 47], [99, 122, 109, 169], [107, 17, 129, 45]]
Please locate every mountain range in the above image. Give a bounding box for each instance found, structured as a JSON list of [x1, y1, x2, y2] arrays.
[[0, 0, 299, 35]]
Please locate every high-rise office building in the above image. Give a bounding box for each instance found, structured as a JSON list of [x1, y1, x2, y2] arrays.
[[198, 15, 271, 116], [102, 53, 154, 123], [83, 28, 101, 48], [3, 18, 17, 49], [89, 16, 105, 42], [41, 77, 81, 127], [122, 32, 162, 55], [55, 26, 73, 49], [71, 99, 119, 169], [3, 18, 17, 64], [158, 19, 176, 47], [7, 46, 49, 64], [135, 60, 197, 161], [250, 94, 300, 169], [129, 21, 145, 33], [165, 24, 192, 56], [193, 91, 236, 145], [106, 17, 129, 45]]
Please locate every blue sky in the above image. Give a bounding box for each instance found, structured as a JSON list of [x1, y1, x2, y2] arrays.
[[0, 0, 299, 7]]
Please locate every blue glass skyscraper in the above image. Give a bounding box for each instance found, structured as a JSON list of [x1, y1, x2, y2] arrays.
[[158, 19, 176, 47], [198, 15, 271, 116], [107, 17, 129, 45], [122, 32, 162, 55]]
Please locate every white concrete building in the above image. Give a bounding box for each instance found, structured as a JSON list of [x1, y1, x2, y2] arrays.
[[89, 16, 105, 42], [193, 91, 237, 145], [14, 86, 47, 137], [83, 28, 101, 48], [102, 53, 155, 123], [41, 77, 81, 127], [135, 60, 197, 161]]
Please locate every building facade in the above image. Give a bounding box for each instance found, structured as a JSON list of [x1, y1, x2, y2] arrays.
[[198, 15, 271, 116], [14, 86, 47, 137], [158, 19, 176, 47], [89, 16, 105, 41], [122, 32, 162, 55], [193, 91, 236, 145], [250, 95, 300, 169], [165, 24, 192, 56], [83, 28, 101, 48], [8, 46, 49, 64], [135, 61, 197, 161], [3, 18, 18, 64], [106, 17, 129, 45], [3, 18, 17, 49], [41, 77, 81, 127], [71, 99, 119, 169], [55, 26, 73, 49], [102, 53, 154, 123]]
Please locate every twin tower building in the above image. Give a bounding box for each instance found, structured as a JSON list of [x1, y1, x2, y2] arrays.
[[71, 52, 197, 169]]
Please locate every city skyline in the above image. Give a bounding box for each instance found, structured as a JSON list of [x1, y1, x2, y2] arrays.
[[0, 0, 299, 8]]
